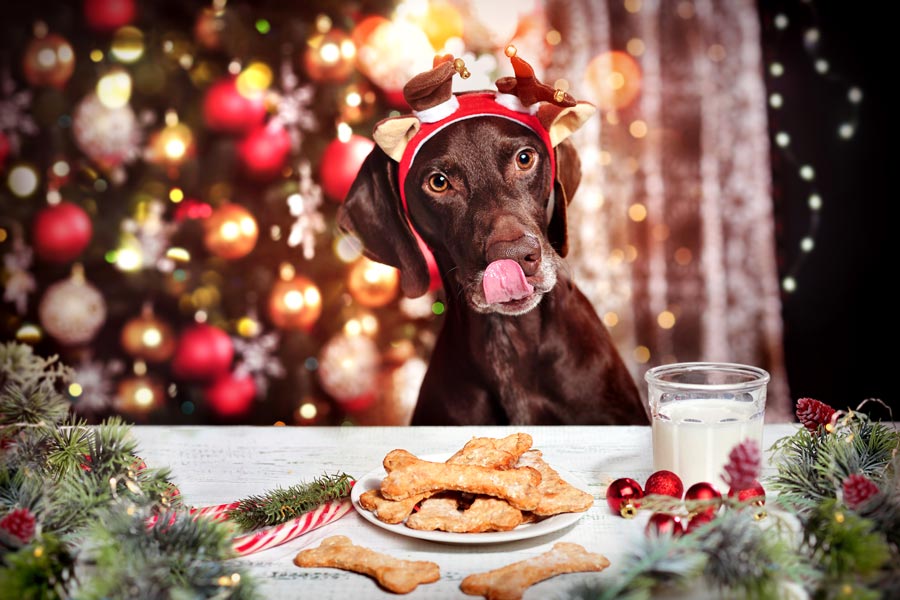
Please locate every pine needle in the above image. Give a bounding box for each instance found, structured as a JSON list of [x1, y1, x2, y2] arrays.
[[226, 472, 354, 531]]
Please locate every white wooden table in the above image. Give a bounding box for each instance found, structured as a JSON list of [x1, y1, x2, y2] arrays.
[[130, 424, 799, 599]]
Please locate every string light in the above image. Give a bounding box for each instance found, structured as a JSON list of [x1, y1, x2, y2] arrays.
[[766, 7, 862, 293]]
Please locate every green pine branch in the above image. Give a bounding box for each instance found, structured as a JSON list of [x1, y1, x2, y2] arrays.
[[226, 472, 354, 531]]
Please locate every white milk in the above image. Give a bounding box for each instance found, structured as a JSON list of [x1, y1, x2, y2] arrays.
[[652, 398, 763, 493]]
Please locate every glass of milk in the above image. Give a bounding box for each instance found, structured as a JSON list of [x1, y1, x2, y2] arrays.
[[645, 362, 769, 493]]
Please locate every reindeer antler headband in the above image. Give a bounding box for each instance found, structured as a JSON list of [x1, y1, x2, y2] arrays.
[[371, 46, 596, 289]]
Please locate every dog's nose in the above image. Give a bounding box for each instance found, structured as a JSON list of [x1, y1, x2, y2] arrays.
[[485, 234, 542, 277]]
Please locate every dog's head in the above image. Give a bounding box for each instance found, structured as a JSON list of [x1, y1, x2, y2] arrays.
[[338, 52, 594, 316]]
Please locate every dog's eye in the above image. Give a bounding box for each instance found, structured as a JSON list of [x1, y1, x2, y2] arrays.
[[515, 149, 536, 170], [427, 173, 450, 193]]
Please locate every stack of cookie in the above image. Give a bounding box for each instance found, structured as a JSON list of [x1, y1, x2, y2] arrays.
[[359, 433, 593, 533]]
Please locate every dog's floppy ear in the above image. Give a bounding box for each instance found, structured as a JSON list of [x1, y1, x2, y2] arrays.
[[337, 146, 430, 298], [548, 138, 582, 258]]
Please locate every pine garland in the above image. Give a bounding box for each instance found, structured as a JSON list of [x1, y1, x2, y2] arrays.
[[226, 472, 354, 531]]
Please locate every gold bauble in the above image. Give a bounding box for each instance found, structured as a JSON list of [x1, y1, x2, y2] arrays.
[[347, 257, 400, 308], [150, 122, 194, 165], [303, 29, 355, 83], [585, 51, 643, 111], [268, 275, 322, 331], [203, 203, 258, 260], [23, 33, 75, 89], [116, 375, 165, 415], [121, 305, 175, 362]]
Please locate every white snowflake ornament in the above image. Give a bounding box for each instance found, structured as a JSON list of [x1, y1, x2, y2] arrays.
[[287, 161, 326, 260]]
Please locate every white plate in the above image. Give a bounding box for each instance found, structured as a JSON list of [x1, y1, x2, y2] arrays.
[[351, 453, 590, 544]]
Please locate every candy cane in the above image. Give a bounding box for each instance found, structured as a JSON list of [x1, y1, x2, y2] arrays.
[[229, 498, 352, 556]]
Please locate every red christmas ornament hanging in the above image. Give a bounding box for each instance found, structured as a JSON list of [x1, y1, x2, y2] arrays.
[[320, 134, 374, 202], [203, 78, 267, 134], [0, 508, 36, 545], [644, 470, 684, 499], [83, 0, 136, 32], [685, 512, 715, 533], [796, 397, 836, 432], [842, 473, 880, 510], [237, 122, 291, 180], [32, 202, 93, 263], [23, 33, 75, 89], [171, 323, 234, 381], [685, 481, 722, 520], [646, 513, 683, 536], [606, 477, 643, 518], [205, 371, 256, 418]]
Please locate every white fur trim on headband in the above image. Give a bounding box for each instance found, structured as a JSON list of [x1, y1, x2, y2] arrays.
[[413, 95, 460, 123], [494, 92, 540, 115]]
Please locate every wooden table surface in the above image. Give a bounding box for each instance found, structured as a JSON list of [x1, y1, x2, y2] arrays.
[[130, 424, 798, 599]]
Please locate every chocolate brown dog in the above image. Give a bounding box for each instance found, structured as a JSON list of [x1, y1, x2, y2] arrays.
[[338, 53, 647, 425]]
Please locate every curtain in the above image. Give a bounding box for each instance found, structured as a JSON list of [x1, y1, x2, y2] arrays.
[[545, 0, 791, 420]]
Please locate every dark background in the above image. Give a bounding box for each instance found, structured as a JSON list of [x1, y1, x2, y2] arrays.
[[759, 1, 891, 417]]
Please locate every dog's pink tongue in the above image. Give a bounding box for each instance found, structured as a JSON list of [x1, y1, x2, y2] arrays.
[[483, 259, 534, 304]]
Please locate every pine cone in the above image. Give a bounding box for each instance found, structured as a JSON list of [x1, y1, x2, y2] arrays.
[[0, 508, 36, 545], [721, 439, 761, 491], [842, 474, 880, 510], [796, 397, 836, 431]]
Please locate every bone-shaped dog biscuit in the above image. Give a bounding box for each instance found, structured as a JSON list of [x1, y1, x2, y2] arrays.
[[380, 450, 542, 511], [460, 542, 610, 600], [516, 450, 593, 516], [293, 535, 440, 594], [358, 489, 429, 524], [406, 495, 524, 533]]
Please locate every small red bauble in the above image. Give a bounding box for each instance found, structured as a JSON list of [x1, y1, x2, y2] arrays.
[[32, 202, 93, 263], [0, 507, 36, 545], [0, 132, 9, 170], [606, 477, 643, 518], [645, 470, 684, 499], [685, 481, 722, 520], [171, 324, 234, 381], [203, 78, 267, 134], [83, 0, 136, 32], [646, 512, 683, 536], [685, 511, 715, 533], [320, 134, 375, 202], [728, 479, 766, 505], [205, 371, 256, 418], [237, 123, 291, 180]]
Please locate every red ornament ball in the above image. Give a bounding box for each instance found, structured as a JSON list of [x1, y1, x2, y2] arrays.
[[606, 477, 643, 518], [237, 123, 291, 180], [203, 78, 267, 134], [646, 512, 684, 536], [728, 479, 766, 505], [205, 371, 256, 418], [685, 511, 715, 533], [0, 132, 9, 170], [32, 202, 93, 263], [83, 0, 136, 32], [23, 33, 75, 89], [645, 470, 684, 499], [172, 324, 234, 381], [320, 134, 374, 202], [685, 481, 722, 520]]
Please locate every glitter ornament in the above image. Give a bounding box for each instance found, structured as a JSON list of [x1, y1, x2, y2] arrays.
[[203, 203, 258, 260], [172, 323, 234, 381], [39, 265, 106, 345], [644, 470, 684, 499], [205, 371, 256, 418], [606, 477, 643, 518], [646, 513, 683, 536], [267, 275, 322, 331], [319, 134, 374, 202], [317, 332, 379, 405], [685, 481, 722, 520], [796, 397, 836, 432], [121, 304, 176, 362], [23, 33, 75, 89], [72, 92, 140, 169], [685, 511, 715, 533], [32, 201, 93, 263], [727, 479, 766, 505], [347, 257, 400, 308]]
